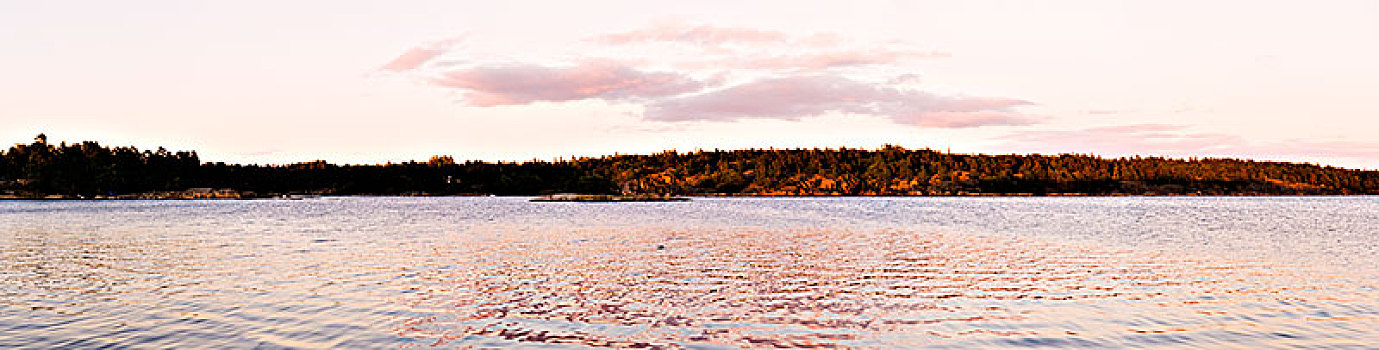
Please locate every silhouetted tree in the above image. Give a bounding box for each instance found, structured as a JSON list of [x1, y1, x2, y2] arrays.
[[3, 135, 1377, 197]]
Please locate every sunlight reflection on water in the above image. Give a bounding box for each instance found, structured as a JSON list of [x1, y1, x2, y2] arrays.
[[1, 197, 1376, 348]]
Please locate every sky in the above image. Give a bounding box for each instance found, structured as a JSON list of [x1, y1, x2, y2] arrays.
[[3, 0, 1378, 169]]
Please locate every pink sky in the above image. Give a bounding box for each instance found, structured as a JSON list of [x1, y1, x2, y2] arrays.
[[2, 1, 1378, 169]]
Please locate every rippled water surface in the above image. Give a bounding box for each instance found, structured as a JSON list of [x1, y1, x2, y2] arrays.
[[2, 197, 1376, 348]]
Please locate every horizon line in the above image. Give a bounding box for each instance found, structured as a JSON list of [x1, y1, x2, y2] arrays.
[[12, 135, 1373, 172]]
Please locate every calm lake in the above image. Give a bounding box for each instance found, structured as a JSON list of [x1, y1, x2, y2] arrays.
[[2, 197, 1376, 348]]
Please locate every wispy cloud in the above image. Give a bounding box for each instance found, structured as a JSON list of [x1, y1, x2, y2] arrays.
[[1002, 124, 1242, 154], [430, 60, 703, 106], [677, 49, 949, 70], [380, 37, 465, 72], [595, 22, 947, 71], [1085, 109, 1123, 115], [590, 22, 789, 46], [646, 74, 1035, 128], [914, 111, 1040, 128], [1000, 124, 1379, 167], [888, 74, 923, 85], [382, 23, 1034, 129], [1232, 139, 1379, 162]]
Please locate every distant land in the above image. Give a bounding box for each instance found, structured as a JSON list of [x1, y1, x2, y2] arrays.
[[3, 134, 1377, 199]]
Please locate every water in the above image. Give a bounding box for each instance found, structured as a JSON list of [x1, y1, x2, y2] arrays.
[[1, 197, 1376, 348]]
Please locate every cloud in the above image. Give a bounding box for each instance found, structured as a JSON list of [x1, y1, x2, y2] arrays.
[[1085, 109, 1123, 115], [1231, 139, 1379, 162], [591, 23, 788, 46], [677, 49, 948, 70], [429, 60, 704, 106], [385, 23, 1036, 130], [744, 50, 947, 69], [999, 124, 1379, 168], [1081, 124, 1189, 134], [382, 47, 445, 72], [645, 74, 1035, 128], [888, 74, 922, 85], [1001, 124, 1242, 154], [913, 111, 1038, 128], [381, 37, 465, 72], [596, 23, 946, 70]]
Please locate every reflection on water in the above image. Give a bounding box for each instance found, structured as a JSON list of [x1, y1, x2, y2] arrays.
[[1, 197, 1376, 348]]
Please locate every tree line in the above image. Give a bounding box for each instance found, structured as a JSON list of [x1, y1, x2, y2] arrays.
[[3, 134, 1377, 198]]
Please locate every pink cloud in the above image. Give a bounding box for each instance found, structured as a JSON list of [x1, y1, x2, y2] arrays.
[[998, 124, 1379, 168], [382, 47, 445, 72], [430, 61, 704, 106], [392, 25, 1037, 131], [645, 74, 1036, 128], [1080, 124, 1186, 134], [592, 23, 789, 46], [1229, 140, 1379, 162], [912, 111, 1037, 128], [598, 23, 946, 70], [737, 50, 948, 70], [800, 33, 845, 47], [1001, 124, 1242, 155], [1085, 109, 1123, 115], [381, 37, 465, 72], [888, 74, 922, 85], [674, 49, 947, 70]]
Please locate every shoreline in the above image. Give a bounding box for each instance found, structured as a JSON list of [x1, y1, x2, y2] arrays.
[[5, 192, 1376, 201]]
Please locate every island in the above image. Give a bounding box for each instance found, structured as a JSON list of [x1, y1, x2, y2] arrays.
[[4, 135, 1377, 199], [530, 194, 690, 202]]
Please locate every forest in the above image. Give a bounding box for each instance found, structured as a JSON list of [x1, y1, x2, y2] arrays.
[[3, 134, 1377, 198]]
